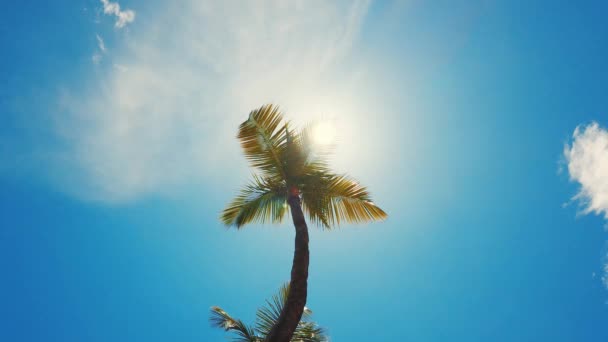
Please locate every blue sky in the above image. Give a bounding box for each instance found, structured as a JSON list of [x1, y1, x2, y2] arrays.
[[2, 0, 608, 341]]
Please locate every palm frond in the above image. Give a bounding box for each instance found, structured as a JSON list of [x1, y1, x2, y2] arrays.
[[299, 123, 335, 162], [292, 322, 328, 342], [279, 124, 335, 181], [300, 171, 387, 228], [221, 174, 288, 228], [211, 284, 328, 341], [210, 306, 260, 342], [281, 125, 308, 180], [255, 283, 328, 342], [238, 104, 288, 178], [255, 283, 288, 336]]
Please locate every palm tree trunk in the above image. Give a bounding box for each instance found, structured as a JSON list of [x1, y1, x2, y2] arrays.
[[265, 194, 309, 342]]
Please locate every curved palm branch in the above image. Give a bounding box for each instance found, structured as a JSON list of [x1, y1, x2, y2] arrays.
[[210, 306, 260, 342], [299, 170, 387, 228], [210, 284, 328, 342], [237, 104, 287, 178], [298, 122, 335, 164], [221, 174, 288, 228]]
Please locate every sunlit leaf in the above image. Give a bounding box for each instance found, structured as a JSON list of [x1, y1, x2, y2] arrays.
[[238, 104, 287, 178], [221, 175, 288, 228]]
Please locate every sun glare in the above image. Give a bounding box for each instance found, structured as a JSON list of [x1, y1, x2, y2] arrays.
[[311, 122, 336, 146]]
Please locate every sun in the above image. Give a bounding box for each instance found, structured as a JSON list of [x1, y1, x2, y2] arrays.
[[311, 122, 336, 146]]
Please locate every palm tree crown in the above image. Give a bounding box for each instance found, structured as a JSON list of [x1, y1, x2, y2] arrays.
[[221, 104, 387, 228]]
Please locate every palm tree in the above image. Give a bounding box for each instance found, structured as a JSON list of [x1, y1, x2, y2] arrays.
[[210, 283, 328, 342], [221, 104, 387, 342]]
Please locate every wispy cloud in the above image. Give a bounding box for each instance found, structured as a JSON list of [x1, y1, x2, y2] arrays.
[[564, 122, 608, 220], [96, 34, 106, 52], [100, 0, 135, 28], [92, 34, 106, 64], [54, 0, 371, 202]]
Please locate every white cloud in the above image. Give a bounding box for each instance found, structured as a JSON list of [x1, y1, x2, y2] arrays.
[[54, 0, 371, 202], [564, 122, 608, 220], [564, 122, 608, 289], [100, 0, 135, 28]]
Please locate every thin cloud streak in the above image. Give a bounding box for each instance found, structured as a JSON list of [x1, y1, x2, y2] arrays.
[[96, 34, 106, 52], [92, 34, 106, 64]]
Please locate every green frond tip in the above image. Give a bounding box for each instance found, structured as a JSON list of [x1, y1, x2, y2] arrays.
[[210, 306, 259, 341], [237, 104, 288, 178], [301, 172, 388, 229], [220, 175, 288, 228]]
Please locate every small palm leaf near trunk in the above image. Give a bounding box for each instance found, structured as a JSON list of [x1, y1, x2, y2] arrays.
[[221, 104, 387, 342], [210, 283, 328, 342]]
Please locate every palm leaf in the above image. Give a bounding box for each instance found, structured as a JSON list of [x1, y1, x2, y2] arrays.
[[210, 306, 260, 342], [238, 104, 288, 178], [299, 122, 335, 163], [300, 171, 387, 228], [281, 125, 308, 180], [221, 174, 288, 228], [211, 284, 328, 342], [280, 124, 334, 180], [291, 322, 327, 342], [255, 283, 288, 336], [255, 283, 327, 342]]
